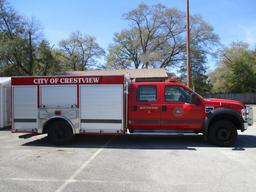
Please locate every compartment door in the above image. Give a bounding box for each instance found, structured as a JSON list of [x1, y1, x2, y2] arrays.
[[13, 86, 37, 132], [40, 85, 77, 107], [80, 85, 123, 133]]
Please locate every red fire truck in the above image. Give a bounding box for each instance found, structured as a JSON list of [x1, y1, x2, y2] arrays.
[[11, 75, 253, 146]]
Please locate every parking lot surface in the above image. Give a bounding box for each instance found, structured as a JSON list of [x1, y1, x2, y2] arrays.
[[0, 107, 255, 192]]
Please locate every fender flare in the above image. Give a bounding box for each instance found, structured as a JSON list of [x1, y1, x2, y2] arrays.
[[203, 108, 244, 141]]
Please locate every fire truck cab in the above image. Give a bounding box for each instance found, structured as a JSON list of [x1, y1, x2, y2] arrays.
[[128, 81, 205, 131], [128, 80, 254, 146]]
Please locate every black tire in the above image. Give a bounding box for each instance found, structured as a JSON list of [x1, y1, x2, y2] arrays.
[[208, 120, 237, 147], [48, 120, 73, 145], [129, 129, 134, 133]]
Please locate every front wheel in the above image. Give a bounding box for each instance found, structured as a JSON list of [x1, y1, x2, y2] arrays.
[[208, 120, 237, 147], [48, 120, 73, 145]]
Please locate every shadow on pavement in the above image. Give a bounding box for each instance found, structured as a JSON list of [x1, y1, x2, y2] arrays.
[[0, 127, 11, 131], [21, 134, 256, 150]]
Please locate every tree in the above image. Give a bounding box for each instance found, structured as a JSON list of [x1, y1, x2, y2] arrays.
[[179, 46, 212, 94], [58, 31, 105, 70], [210, 42, 256, 93], [106, 3, 219, 70], [0, 0, 43, 75], [1, 0, 106, 75], [35, 40, 61, 75], [0, 0, 24, 75]]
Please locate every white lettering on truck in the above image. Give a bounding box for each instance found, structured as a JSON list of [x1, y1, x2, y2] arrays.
[[33, 78, 48, 84], [33, 77, 100, 85]]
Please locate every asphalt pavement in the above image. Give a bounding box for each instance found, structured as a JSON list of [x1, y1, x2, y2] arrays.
[[0, 106, 255, 192]]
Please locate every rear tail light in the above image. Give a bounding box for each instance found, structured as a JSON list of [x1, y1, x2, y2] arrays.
[[55, 110, 61, 116]]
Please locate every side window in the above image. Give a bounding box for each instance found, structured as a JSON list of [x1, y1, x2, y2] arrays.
[[165, 86, 193, 103], [137, 85, 157, 102]]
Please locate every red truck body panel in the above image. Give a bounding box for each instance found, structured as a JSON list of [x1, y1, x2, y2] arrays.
[[128, 81, 206, 131]]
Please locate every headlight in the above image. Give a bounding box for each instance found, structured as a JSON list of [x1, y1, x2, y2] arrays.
[[241, 108, 249, 121]]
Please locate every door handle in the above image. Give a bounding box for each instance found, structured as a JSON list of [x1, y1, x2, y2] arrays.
[[133, 105, 138, 111], [162, 106, 167, 112]]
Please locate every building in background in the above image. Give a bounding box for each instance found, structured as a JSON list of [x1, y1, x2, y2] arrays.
[[0, 77, 11, 129], [65, 69, 168, 82]]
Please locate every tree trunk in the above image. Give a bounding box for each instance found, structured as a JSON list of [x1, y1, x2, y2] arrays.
[[28, 31, 34, 75]]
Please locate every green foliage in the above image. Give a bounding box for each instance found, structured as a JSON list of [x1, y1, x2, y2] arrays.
[[0, 0, 43, 75], [210, 42, 256, 93], [0, 0, 104, 76], [58, 31, 105, 71], [3, 0, 254, 96], [179, 46, 212, 94], [106, 3, 219, 70], [35, 40, 61, 75]]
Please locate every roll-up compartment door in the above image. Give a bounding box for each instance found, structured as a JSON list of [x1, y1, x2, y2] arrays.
[[40, 85, 77, 107], [80, 85, 123, 133], [13, 86, 37, 132]]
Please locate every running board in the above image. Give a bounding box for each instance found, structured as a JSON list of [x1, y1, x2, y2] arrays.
[[131, 129, 199, 135]]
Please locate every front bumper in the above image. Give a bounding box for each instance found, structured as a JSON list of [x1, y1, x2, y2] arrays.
[[243, 122, 248, 131], [242, 106, 254, 130]]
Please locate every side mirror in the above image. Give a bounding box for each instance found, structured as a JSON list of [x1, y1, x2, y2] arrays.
[[191, 94, 201, 105]]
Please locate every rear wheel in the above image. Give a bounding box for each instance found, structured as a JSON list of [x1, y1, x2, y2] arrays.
[[48, 120, 73, 145], [208, 120, 237, 147]]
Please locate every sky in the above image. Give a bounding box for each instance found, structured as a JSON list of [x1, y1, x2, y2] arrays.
[[8, 0, 256, 70]]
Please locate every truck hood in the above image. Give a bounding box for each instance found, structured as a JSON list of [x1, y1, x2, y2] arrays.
[[204, 98, 244, 111]]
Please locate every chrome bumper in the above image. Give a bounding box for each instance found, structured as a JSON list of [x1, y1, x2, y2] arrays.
[[247, 106, 254, 126], [242, 106, 253, 130], [243, 122, 248, 130]]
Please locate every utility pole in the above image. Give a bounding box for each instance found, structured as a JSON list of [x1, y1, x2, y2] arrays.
[[186, 0, 192, 88]]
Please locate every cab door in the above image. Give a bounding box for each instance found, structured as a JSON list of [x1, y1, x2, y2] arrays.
[[161, 85, 205, 130], [128, 83, 162, 129]]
